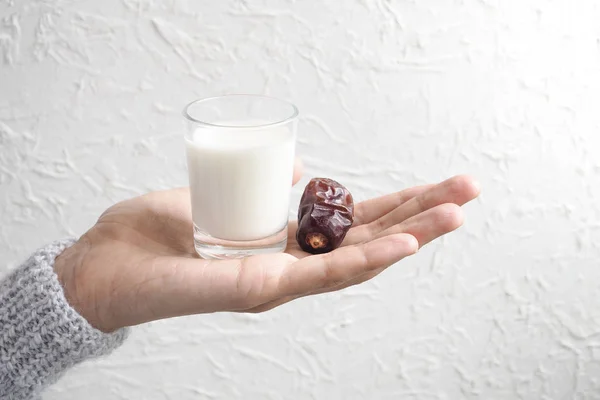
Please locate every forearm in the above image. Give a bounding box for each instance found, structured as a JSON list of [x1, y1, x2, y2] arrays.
[[0, 239, 129, 400]]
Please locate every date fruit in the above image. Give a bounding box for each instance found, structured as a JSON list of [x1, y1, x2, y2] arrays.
[[296, 177, 354, 254]]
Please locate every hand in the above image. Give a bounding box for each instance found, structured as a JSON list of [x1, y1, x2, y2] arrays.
[[54, 165, 480, 333]]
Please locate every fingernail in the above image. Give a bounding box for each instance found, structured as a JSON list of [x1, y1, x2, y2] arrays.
[[409, 235, 419, 253], [472, 179, 482, 194]]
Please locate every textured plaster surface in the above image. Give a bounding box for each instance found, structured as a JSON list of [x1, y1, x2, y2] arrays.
[[2, 0, 600, 399]]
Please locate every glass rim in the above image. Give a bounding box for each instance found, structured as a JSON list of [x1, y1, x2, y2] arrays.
[[183, 94, 299, 129]]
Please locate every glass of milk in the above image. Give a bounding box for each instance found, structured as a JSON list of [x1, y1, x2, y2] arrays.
[[183, 95, 298, 259]]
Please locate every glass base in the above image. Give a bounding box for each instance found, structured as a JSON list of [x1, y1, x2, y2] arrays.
[[193, 224, 288, 260]]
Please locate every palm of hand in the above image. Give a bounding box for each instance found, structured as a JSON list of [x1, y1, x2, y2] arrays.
[[55, 177, 479, 333]]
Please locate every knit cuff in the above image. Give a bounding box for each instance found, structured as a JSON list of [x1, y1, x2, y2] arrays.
[[0, 239, 129, 400]]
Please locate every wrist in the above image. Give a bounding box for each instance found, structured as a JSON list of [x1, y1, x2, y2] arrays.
[[54, 238, 117, 333]]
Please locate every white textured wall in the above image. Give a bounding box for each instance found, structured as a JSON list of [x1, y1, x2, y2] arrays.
[[2, 0, 600, 398]]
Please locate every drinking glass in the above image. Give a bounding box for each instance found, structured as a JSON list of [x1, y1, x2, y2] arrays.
[[183, 95, 298, 259]]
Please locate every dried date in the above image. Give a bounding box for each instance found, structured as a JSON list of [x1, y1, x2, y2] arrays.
[[296, 178, 354, 254]]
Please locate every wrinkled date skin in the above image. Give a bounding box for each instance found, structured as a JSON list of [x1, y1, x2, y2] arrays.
[[296, 178, 354, 254]]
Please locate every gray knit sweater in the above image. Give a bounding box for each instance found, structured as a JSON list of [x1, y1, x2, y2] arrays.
[[0, 240, 129, 400]]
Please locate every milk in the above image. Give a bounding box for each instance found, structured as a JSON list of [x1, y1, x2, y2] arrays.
[[185, 124, 296, 241]]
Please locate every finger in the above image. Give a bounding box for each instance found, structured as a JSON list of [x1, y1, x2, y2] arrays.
[[306, 266, 387, 300], [353, 184, 434, 225], [243, 296, 295, 313], [292, 157, 304, 186], [345, 175, 479, 245], [245, 264, 390, 313], [374, 203, 464, 246], [326, 267, 386, 293], [276, 233, 418, 297], [244, 238, 412, 313], [245, 235, 417, 312]]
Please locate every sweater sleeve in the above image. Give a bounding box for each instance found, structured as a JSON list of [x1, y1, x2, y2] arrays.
[[0, 239, 129, 400]]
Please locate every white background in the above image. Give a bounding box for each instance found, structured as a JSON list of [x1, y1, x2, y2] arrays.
[[2, 0, 600, 399]]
